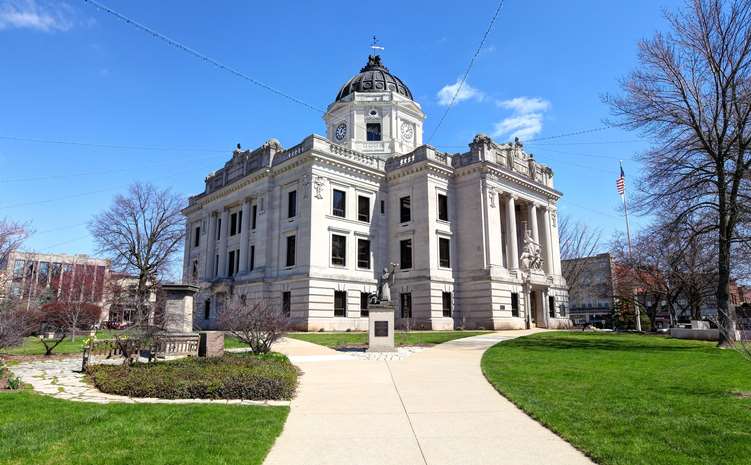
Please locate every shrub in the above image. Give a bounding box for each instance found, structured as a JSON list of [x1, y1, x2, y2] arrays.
[[218, 299, 288, 354], [86, 353, 297, 400]]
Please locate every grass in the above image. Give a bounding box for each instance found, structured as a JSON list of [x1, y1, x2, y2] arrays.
[[481, 332, 751, 465], [87, 352, 298, 400], [5, 331, 119, 356], [286, 330, 492, 349], [0, 390, 287, 465]]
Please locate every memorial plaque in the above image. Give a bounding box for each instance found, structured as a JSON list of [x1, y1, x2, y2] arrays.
[[374, 321, 388, 337]]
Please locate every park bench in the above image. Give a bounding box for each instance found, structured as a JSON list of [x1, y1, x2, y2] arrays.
[[147, 333, 200, 361]]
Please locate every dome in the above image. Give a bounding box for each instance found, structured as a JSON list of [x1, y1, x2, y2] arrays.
[[335, 55, 413, 102]]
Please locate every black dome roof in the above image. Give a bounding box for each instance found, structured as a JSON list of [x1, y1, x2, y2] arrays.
[[335, 55, 413, 102]]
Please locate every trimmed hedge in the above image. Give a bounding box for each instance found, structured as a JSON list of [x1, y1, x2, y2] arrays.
[[86, 353, 297, 400]]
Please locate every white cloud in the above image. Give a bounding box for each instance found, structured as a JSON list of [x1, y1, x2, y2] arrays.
[[497, 97, 550, 114], [0, 0, 73, 32], [436, 78, 484, 106], [493, 96, 551, 141]]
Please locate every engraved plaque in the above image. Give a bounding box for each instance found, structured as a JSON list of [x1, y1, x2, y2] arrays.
[[374, 321, 388, 337]]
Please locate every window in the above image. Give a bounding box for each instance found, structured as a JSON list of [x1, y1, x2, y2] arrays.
[[249, 245, 255, 271], [358, 195, 370, 222], [333, 189, 346, 217], [334, 290, 347, 317], [37, 262, 49, 286], [216, 218, 222, 240], [511, 292, 519, 317], [237, 210, 243, 234], [400, 239, 412, 270], [286, 235, 296, 267], [191, 260, 198, 280], [230, 212, 238, 236], [549, 295, 556, 318], [559, 304, 567, 317], [360, 292, 369, 317], [438, 193, 449, 221], [252, 204, 258, 229], [214, 254, 219, 277], [380, 200, 385, 215], [357, 239, 370, 269], [442, 292, 452, 317], [439, 237, 451, 268], [228, 250, 236, 276], [193, 226, 201, 247], [400, 196, 411, 223], [13, 260, 24, 279], [288, 190, 297, 218], [331, 234, 347, 266], [282, 291, 291, 317], [400, 293, 412, 318], [204, 299, 211, 320], [366, 123, 381, 141]]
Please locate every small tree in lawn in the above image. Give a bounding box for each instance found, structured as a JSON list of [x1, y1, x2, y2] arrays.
[[36, 302, 101, 355], [0, 301, 36, 354], [218, 298, 288, 354]]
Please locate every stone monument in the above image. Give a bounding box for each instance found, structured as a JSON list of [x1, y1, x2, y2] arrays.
[[161, 284, 199, 333], [367, 263, 398, 352]]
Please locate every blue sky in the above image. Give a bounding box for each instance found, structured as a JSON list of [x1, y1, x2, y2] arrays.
[[0, 0, 682, 258]]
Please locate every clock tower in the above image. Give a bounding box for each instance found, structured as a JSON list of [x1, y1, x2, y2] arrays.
[[324, 55, 425, 158]]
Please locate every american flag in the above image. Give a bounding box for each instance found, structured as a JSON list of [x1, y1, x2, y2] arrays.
[[616, 163, 625, 196]]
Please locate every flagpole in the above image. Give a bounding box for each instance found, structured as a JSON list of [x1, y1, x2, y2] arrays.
[[619, 160, 640, 331]]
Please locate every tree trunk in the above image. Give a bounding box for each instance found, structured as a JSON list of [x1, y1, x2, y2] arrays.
[[717, 198, 737, 348]]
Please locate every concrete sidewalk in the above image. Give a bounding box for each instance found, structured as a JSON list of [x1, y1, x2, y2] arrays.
[[264, 331, 595, 465]]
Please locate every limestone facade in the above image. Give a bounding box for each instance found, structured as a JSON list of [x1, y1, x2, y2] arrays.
[[182, 55, 569, 331]]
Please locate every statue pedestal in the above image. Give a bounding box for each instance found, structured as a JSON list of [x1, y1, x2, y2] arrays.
[[368, 303, 396, 352], [161, 284, 199, 333]]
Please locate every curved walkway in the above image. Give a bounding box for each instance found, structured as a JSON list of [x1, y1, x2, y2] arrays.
[[265, 330, 595, 465]]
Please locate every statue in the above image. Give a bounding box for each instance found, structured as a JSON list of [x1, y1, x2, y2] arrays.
[[371, 263, 398, 304], [520, 230, 543, 272]]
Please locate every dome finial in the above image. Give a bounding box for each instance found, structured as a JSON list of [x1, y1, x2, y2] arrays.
[[370, 35, 384, 54]]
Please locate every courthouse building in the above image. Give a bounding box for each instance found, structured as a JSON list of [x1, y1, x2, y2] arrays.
[[182, 55, 570, 331]]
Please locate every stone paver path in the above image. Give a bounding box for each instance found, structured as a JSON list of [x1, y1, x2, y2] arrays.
[[8, 356, 289, 406], [264, 330, 595, 465]]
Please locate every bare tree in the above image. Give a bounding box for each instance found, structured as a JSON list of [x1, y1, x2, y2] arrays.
[[0, 218, 30, 294], [0, 305, 35, 353], [559, 215, 602, 295], [218, 298, 288, 354], [35, 302, 101, 355], [606, 0, 751, 347], [89, 182, 184, 331]]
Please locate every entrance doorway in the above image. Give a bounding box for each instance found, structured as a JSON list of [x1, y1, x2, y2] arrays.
[[530, 290, 538, 325]]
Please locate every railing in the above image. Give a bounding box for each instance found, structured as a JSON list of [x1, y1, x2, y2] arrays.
[[81, 334, 200, 370]]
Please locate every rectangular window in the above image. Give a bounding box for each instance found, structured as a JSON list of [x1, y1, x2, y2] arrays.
[[333, 189, 346, 217], [331, 234, 347, 266], [357, 239, 371, 269], [360, 292, 369, 317], [439, 237, 451, 268], [511, 292, 519, 317], [334, 290, 347, 317], [234, 249, 240, 275], [13, 260, 25, 279], [549, 295, 556, 318], [193, 226, 201, 247], [282, 291, 291, 317], [228, 250, 236, 276], [442, 292, 452, 317], [400, 196, 411, 223], [191, 260, 198, 280], [358, 196, 370, 222], [214, 255, 219, 277], [380, 200, 385, 215], [252, 204, 258, 229], [204, 299, 211, 320], [400, 239, 412, 270], [560, 304, 567, 317], [438, 193, 449, 221], [249, 245, 255, 271], [216, 218, 222, 241], [237, 210, 243, 234], [37, 262, 49, 286], [366, 123, 381, 141], [288, 190, 297, 218], [230, 212, 238, 236], [286, 235, 296, 267], [400, 293, 412, 318]]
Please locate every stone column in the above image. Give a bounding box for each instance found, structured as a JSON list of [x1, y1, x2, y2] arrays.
[[505, 195, 519, 269], [528, 203, 539, 243], [238, 198, 251, 274], [205, 212, 217, 278], [542, 207, 554, 275], [217, 208, 229, 278]]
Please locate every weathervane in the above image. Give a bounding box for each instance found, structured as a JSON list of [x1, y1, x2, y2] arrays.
[[370, 35, 384, 54]]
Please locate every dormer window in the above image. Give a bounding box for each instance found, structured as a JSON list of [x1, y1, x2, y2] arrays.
[[366, 123, 381, 141]]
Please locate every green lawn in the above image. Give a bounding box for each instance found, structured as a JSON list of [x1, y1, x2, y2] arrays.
[[5, 331, 119, 356], [0, 390, 288, 465], [286, 330, 492, 349], [481, 332, 751, 465]]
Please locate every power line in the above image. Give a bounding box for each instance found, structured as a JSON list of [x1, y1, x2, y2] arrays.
[[81, 0, 326, 115], [427, 0, 506, 144], [0, 135, 227, 154]]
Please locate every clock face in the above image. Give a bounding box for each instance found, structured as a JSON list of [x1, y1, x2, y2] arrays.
[[335, 123, 347, 141], [400, 122, 414, 141]]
